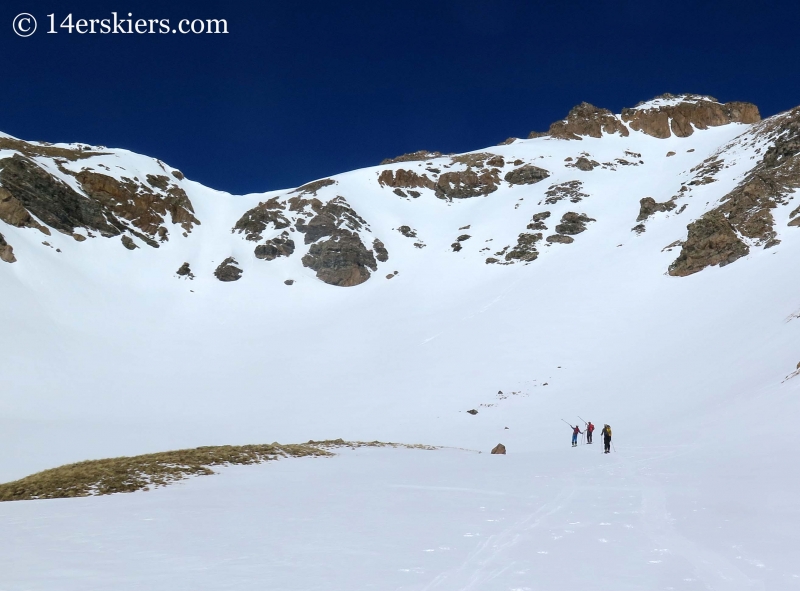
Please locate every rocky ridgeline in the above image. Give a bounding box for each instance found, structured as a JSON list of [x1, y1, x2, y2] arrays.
[[4, 93, 800, 286], [0, 136, 196, 252]]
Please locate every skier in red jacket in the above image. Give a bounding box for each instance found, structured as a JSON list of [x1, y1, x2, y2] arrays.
[[586, 421, 595, 444]]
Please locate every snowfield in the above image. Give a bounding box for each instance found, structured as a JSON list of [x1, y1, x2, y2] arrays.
[[1, 96, 799, 589]]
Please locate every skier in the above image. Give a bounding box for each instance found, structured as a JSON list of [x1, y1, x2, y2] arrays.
[[601, 424, 612, 454], [570, 424, 582, 447], [586, 421, 595, 444]]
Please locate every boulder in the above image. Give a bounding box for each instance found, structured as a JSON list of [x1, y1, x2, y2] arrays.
[[504, 164, 550, 185], [301, 231, 377, 287], [491, 443, 506, 454], [214, 257, 243, 282]]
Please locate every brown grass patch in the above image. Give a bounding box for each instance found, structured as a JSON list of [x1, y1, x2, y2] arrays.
[[0, 439, 436, 502]]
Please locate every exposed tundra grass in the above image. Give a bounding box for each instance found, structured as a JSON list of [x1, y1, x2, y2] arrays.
[[0, 439, 435, 502]]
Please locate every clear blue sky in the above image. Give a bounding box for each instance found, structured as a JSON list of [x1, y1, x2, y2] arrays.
[[1, 0, 798, 194]]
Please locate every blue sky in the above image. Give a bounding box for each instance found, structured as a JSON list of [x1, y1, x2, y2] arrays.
[[1, 0, 798, 194]]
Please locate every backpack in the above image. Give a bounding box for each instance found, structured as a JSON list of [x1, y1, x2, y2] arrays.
[[605, 426, 612, 437], [588, 423, 594, 432]]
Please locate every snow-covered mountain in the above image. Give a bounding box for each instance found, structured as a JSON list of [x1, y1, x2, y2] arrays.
[[2, 93, 800, 589]]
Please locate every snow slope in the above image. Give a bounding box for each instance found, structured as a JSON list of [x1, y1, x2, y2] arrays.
[[1, 96, 799, 589]]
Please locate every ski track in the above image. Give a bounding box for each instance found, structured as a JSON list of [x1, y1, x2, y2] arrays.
[[421, 486, 578, 591]]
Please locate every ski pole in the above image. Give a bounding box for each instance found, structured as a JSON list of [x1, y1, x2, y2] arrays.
[[561, 419, 572, 428]]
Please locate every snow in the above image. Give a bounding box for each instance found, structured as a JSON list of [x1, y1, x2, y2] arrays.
[[2, 446, 798, 590], [1, 114, 800, 589]]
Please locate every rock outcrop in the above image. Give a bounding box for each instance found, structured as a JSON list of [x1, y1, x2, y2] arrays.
[[0, 232, 15, 263], [214, 257, 243, 282], [377, 169, 435, 190], [176, 262, 194, 279], [637, 197, 676, 222], [555, 212, 595, 235], [621, 94, 760, 139], [504, 164, 550, 186], [234, 198, 292, 241], [302, 231, 377, 287], [254, 232, 295, 261], [668, 212, 749, 276], [380, 150, 444, 165], [491, 443, 506, 454], [0, 154, 121, 238], [547, 102, 630, 140], [670, 106, 800, 275], [435, 169, 500, 200], [505, 232, 542, 262]]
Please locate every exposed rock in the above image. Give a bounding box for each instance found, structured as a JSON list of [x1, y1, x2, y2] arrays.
[[667, 151, 676, 157], [546, 234, 574, 244], [527, 211, 551, 231], [284, 279, 294, 285], [380, 150, 444, 165], [491, 443, 506, 455], [0, 136, 109, 162], [485, 257, 499, 264], [377, 169, 435, 190], [171, 170, 185, 180], [632, 223, 646, 234], [555, 212, 595, 235], [397, 225, 417, 238], [254, 232, 295, 261], [451, 242, 462, 252], [505, 232, 542, 262], [637, 197, 676, 222], [0, 232, 16, 263], [294, 196, 367, 245], [121, 235, 138, 250], [670, 106, 800, 275], [176, 262, 194, 279], [0, 187, 40, 229], [547, 102, 629, 140], [569, 157, 600, 171], [435, 169, 500, 200], [75, 170, 198, 240], [544, 181, 588, 204], [291, 178, 336, 196], [0, 154, 120, 238], [450, 152, 501, 168], [504, 164, 550, 185], [466, 409, 478, 415], [668, 212, 749, 276], [621, 94, 760, 139], [233, 197, 292, 241], [373, 238, 388, 262], [214, 257, 243, 282], [456, 234, 471, 242], [486, 155, 505, 167], [301, 231, 377, 287], [527, 131, 548, 139], [498, 137, 517, 145]]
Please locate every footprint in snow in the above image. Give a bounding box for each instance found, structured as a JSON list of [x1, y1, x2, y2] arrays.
[[598, 538, 608, 543]]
